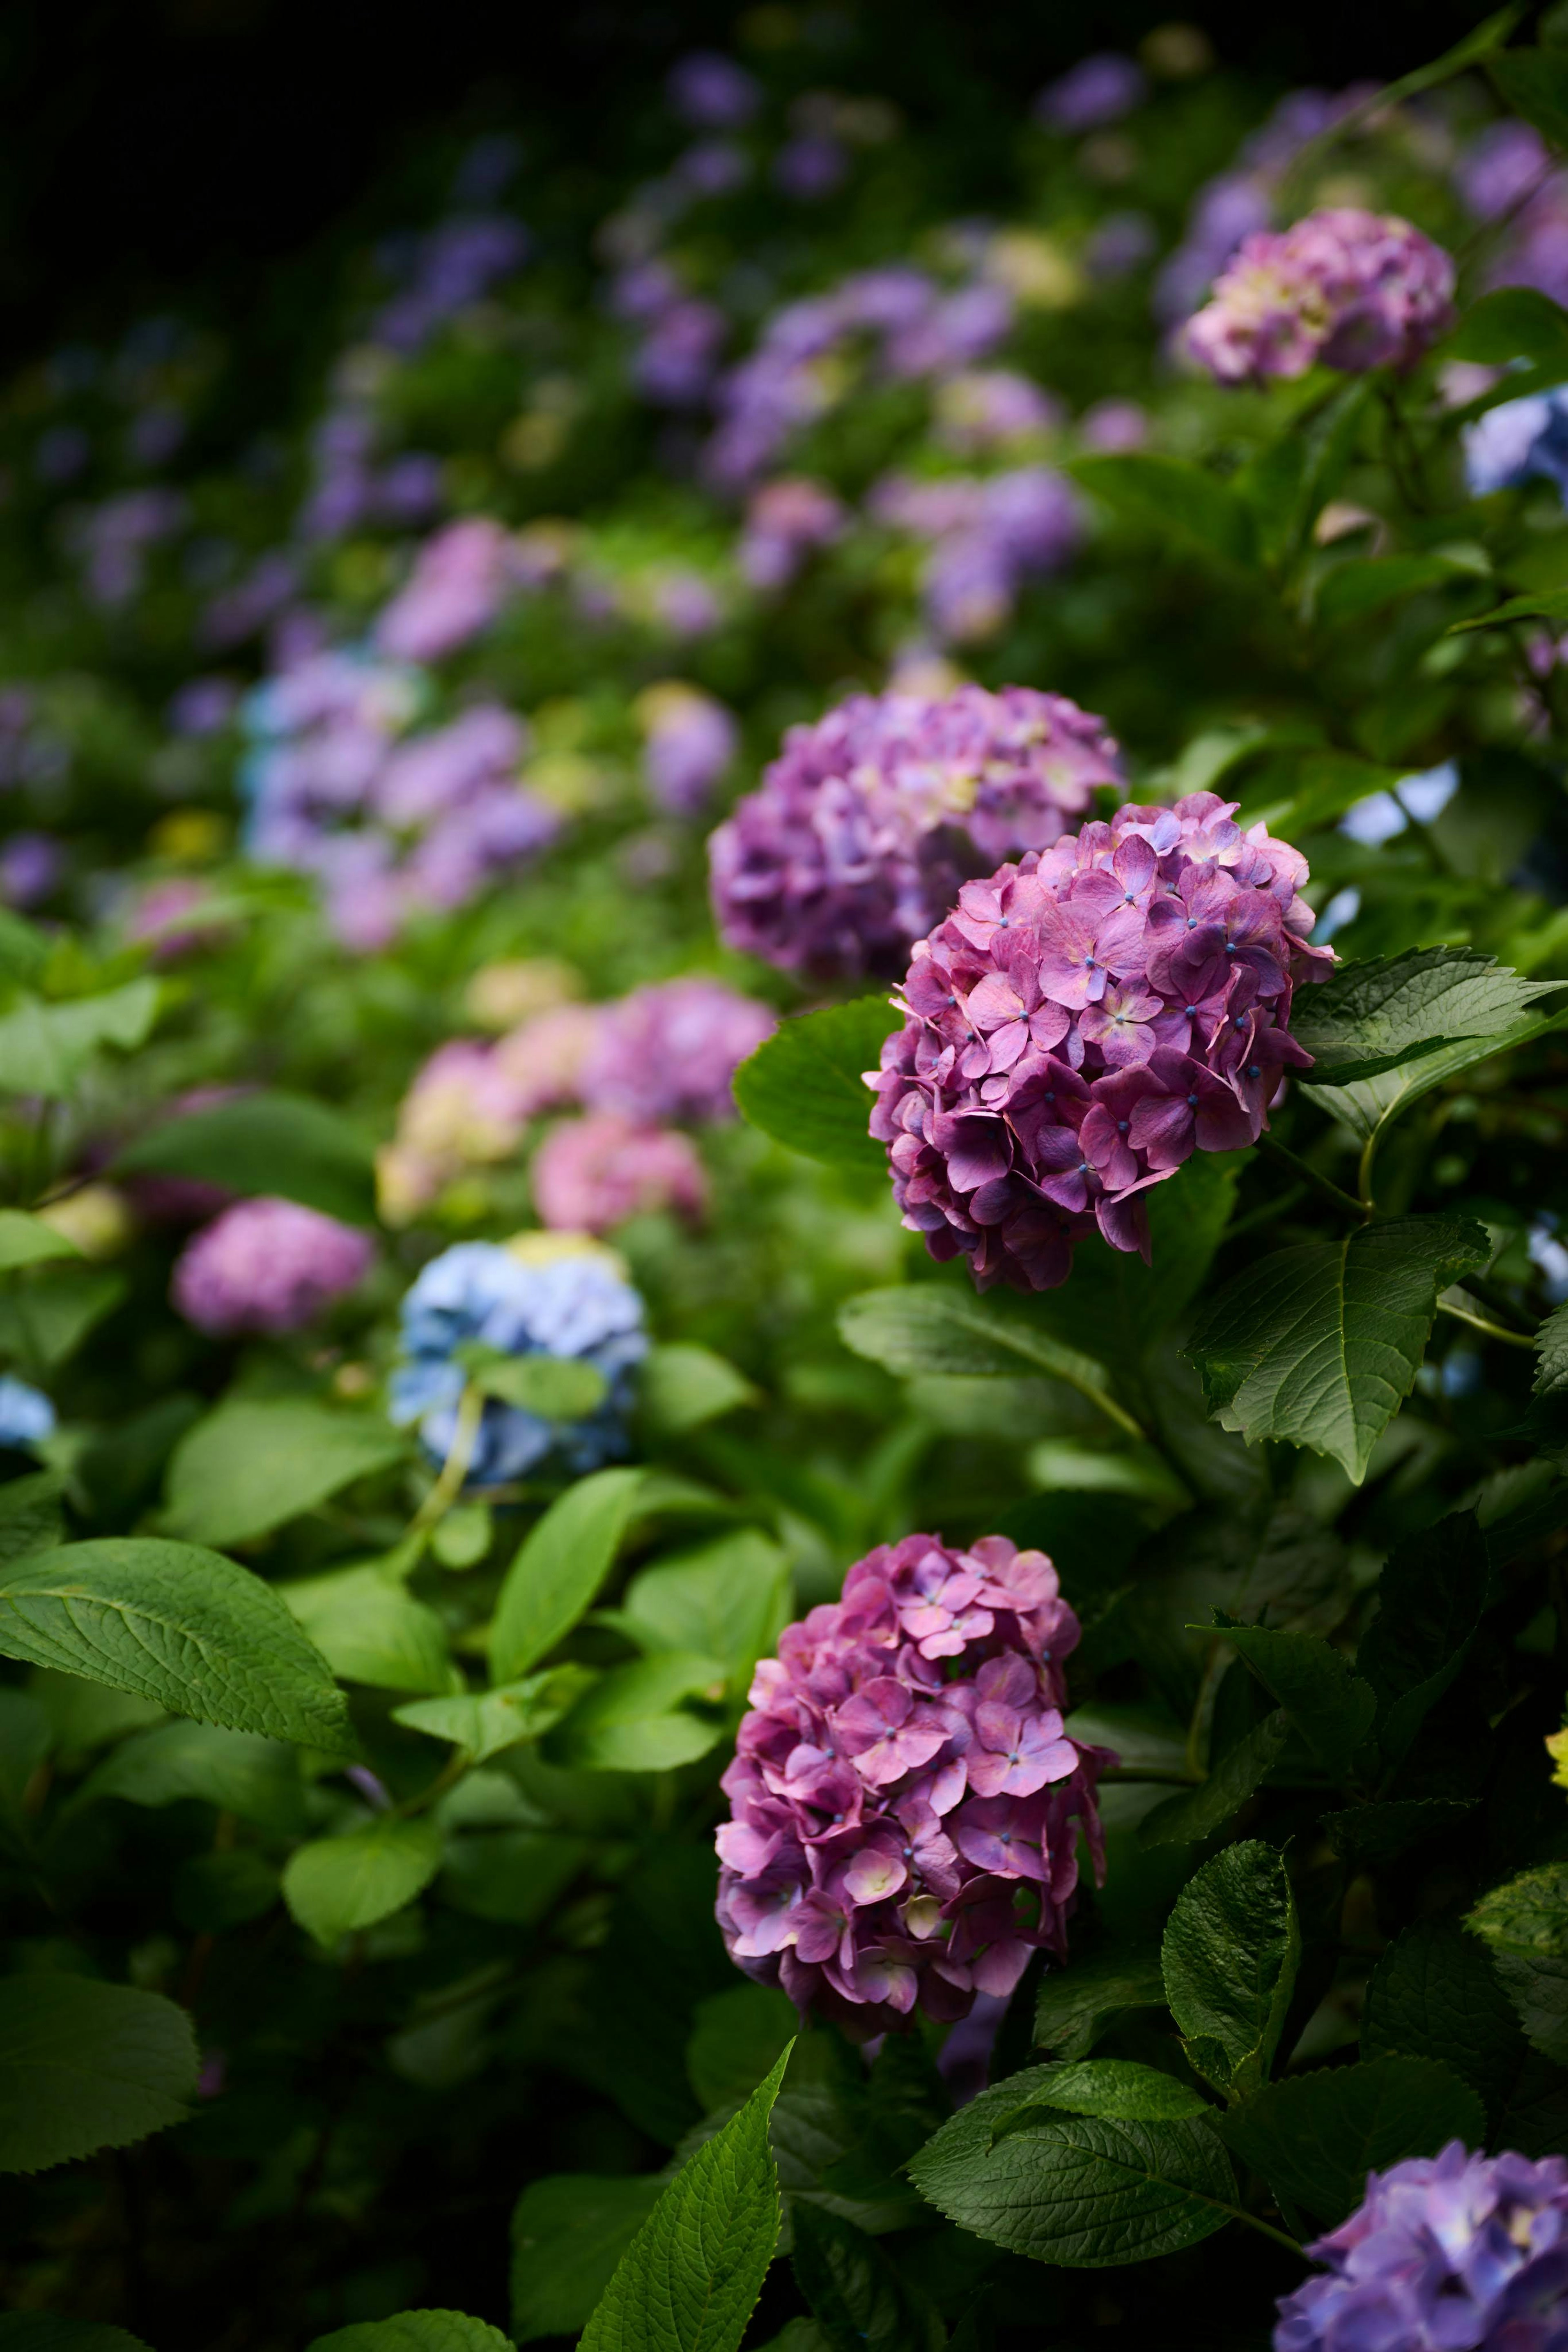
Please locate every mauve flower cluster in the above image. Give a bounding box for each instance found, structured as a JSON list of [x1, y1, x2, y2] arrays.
[[737, 478, 846, 590], [710, 683, 1122, 981], [635, 682, 738, 815], [532, 1112, 708, 1234], [1457, 120, 1568, 310], [172, 1197, 373, 1336], [932, 371, 1062, 458], [376, 519, 516, 663], [1034, 53, 1145, 134], [869, 467, 1082, 643], [296, 399, 444, 546], [1183, 207, 1454, 386], [370, 214, 530, 357], [1275, 2143, 1568, 2352], [584, 979, 775, 1124], [716, 1532, 1109, 2035], [609, 257, 729, 409], [870, 790, 1329, 1290]]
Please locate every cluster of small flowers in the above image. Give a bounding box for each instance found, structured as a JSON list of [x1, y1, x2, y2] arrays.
[[634, 682, 739, 815], [240, 648, 559, 950], [369, 214, 530, 358], [869, 789, 1329, 1291], [609, 257, 729, 410], [931, 370, 1062, 457], [295, 394, 445, 546], [389, 1235, 647, 1486], [1182, 207, 1454, 385], [868, 466, 1081, 643], [716, 1531, 1109, 2035], [737, 478, 846, 590], [709, 683, 1123, 980], [67, 488, 187, 609], [1034, 52, 1146, 134], [1456, 118, 1568, 310], [376, 518, 518, 664], [1275, 2143, 1568, 2352], [171, 1196, 373, 1336]]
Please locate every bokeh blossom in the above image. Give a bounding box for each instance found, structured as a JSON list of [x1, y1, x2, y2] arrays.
[[376, 518, 515, 662], [870, 791, 1328, 1290], [737, 478, 846, 589], [582, 978, 775, 1125], [710, 683, 1123, 980], [0, 1377, 56, 1449], [1274, 2143, 1568, 2352], [716, 1532, 1109, 2035], [870, 467, 1082, 642], [532, 1112, 708, 1234], [172, 1197, 373, 1335], [376, 1039, 536, 1224], [635, 682, 738, 816], [1183, 208, 1454, 385], [1464, 388, 1568, 500]]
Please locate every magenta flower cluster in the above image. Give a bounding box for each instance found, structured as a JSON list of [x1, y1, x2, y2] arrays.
[[1183, 207, 1454, 385], [710, 683, 1123, 981], [1275, 2142, 1568, 2352], [717, 1533, 1107, 2034], [869, 790, 1329, 1290], [172, 1197, 373, 1336]]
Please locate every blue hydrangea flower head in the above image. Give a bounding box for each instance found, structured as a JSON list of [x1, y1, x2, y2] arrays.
[[1275, 2140, 1568, 2351], [388, 1234, 647, 1486], [1464, 386, 1568, 498], [0, 1376, 56, 1449]]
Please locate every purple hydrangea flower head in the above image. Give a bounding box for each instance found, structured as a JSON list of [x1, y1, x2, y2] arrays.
[[168, 676, 240, 737], [1035, 54, 1146, 133], [738, 477, 845, 589], [1459, 121, 1552, 223], [0, 1376, 56, 1449], [389, 1236, 647, 1485], [1464, 388, 1568, 499], [1183, 208, 1455, 386], [583, 979, 775, 1124], [933, 371, 1061, 457], [636, 682, 738, 815], [172, 1197, 373, 1336], [376, 519, 514, 663], [710, 683, 1123, 981], [668, 52, 760, 130], [1274, 2142, 1568, 2352], [531, 1112, 708, 1234], [70, 488, 187, 608], [371, 215, 529, 355], [775, 136, 849, 201], [0, 833, 61, 909], [717, 1531, 1110, 2035], [869, 791, 1330, 1290]]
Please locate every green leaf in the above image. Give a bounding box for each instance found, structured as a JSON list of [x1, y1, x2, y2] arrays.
[[0, 1538, 354, 1753], [393, 1665, 596, 1761], [1203, 1623, 1374, 1780], [733, 1000, 895, 1170], [438, 1829, 591, 1925], [686, 1985, 797, 2113], [1357, 1512, 1488, 1769], [1490, 45, 1568, 150], [511, 2176, 666, 2345], [0, 1976, 197, 2172], [1186, 1217, 1490, 1482], [639, 1343, 760, 1435], [908, 2072, 1238, 2267], [1137, 1711, 1288, 1849], [1290, 948, 1561, 1086], [610, 1529, 791, 1689], [1214, 2058, 1486, 2229], [1161, 1841, 1301, 2102], [452, 1343, 608, 1419], [281, 1563, 458, 1696], [282, 1815, 444, 1947], [74, 1718, 306, 1834], [1069, 453, 1257, 566], [0, 1470, 65, 1566], [1535, 1302, 1568, 1402], [115, 1089, 377, 1226], [0, 1687, 49, 1808], [0, 1264, 127, 1371], [1022, 2060, 1210, 2122], [305, 2315, 513, 2352], [1236, 747, 1405, 839], [837, 1284, 1111, 1399], [1450, 585, 1568, 633], [579, 2040, 793, 2352], [1447, 285, 1568, 370], [489, 1466, 648, 1684], [1468, 1863, 1568, 2064], [789, 2205, 947, 2352], [1298, 1007, 1568, 1146], [1033, 1945, 1167, 2060], [163, 1397, 405, 1549], [1315, 555, 1475, 629], [0, 980, 160, 1099], [1361, 1920, 1526, 2125], [174, 1847, 281, 1932], [549, 1652, 725, 1772], [0, 2321, 152, 2352], [0, 1211, 79, 1273], [1321, 1799, 1478, 1868]]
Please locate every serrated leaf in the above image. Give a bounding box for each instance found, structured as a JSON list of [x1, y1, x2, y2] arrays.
[[163, 1397, 405, 1550], [0, 1538, 354, 1753], [1069, 453, 1257, 566], [1137, 1711, 1288, 1849], [306, 2315, 513, 2352], [490, 1466, 648, 1684], [0, 1976, 197, 2172], [281, 1563, 457, 1696], [116, 1089, 377, 1226], [510, 2176, 666, 2345], [282, 1815, 444, 1947], [837, 1285, 1111, 1400], [1320, 1799, 1479, 1868], [1468, 1862, 1568, 2064], [74, 1718, 306, 1834], [1361, 1920, 1526, 2126], [789, 2205, 946, 2352], [0, 980, 160, 1098], [1021, 2060, 1209, 2122], [1214, 2057, 1485, 2228], [1535, 1304, 1568, 1401], [548, 1652, 725, 1772], [686, 1985, 797, 2113], [1298, 1008, 1568, 1145], [908, 2071, 1238, 2267], [1357, 1511, 1488, 1770], [1290, 947, 1561, 1084], [1033, 1946, 1167, 2060], [0, 1211, 79, 1273], [1161, 1842, 1300, 2102], [393, 1665, 596, 1761], [733, 1000, 896, 1170], [1186, 1217, 1490, 1482], [0, 1471, 65, 1567], [1203, 1623, 1374, 1780], [580, 2040, 792, 2352]]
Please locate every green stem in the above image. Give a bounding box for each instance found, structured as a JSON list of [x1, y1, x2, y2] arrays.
[[397, 1749, 471, 1819], [1356, 1131, 1378, 1213], [406, 1380, 484, 1541], [1437, 1297, 1537, 1351], [1257, 1133, 1369, 1224], [1225, 2205, 1305, 2258]]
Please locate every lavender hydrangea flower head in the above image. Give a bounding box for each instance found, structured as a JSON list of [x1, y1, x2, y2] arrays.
[[389, 1236, 647, 1485], [869, 791, 1330, 1291], [717, 1532, 1110, 2035], [738, 478, 846, 589], [668, 52, 760, 130], [635, 682, 738, 815], [583, 979, 775, 1124], [1274, 2142, 1568, 2352], [710, 683, 1123, 980], [1464, 388, 1568, 500], [532, 1112, 708, 1235], [377, 1039, 537, 1224], [1034, 54, 1146, 134], [1183, 208, 1454, 386], [375, 519, 515, 663], [172, 1197, 374, 1335]]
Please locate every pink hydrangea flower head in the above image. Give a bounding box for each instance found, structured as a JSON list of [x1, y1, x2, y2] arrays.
[[378, 1039, 537, 1224], [709, 683, 1125, 981], [375, 518, 514, 663], [492, 1003, 607, 1116], [532, 1111, 708, 1233], [1183, 207, 1454, 386], [869, 791, 1330, 1291], [583, 979, 776, 1124], [172, 1197, 373, 1335], [717, 1531, 1110, 2035]]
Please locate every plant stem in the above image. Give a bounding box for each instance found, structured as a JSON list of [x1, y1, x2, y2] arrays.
[[1357, 1130, 1378, 1212], [1257, 1133, 1369, 1223], [406, 1380, 484, 1541], [1225, 2205, 1305, 2258], [1437, 1297, 1537, 1350]]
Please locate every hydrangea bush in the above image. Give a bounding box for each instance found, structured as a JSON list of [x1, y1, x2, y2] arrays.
[[3, 16, 1568, 2352]]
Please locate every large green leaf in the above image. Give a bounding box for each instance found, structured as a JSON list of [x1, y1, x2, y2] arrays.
[[1186, 1217, 1490, 1481], [115, 1089, 377, 1225], [1214, 2058, 1485, 2229], [511, 2176, 666, 2345], [1314, 555, 1476, 630], [281, 1562, 458, 1696], [1033, 1946, 1167, 2060], [549, 1652, 725, 1772], [638, 1344, 759, 1436], [393, 1665, 596, 1762], [1161, 1842, 1300, 2102], [74, 1718, 306, 1834], [1468, 1863, 1568, 2065], [489, 1466, 648, 1684], [908, 2070, 1238, 2267], [306, 2316, 512, 2352], [1361, 1920, 1526, 2125], [0, 1264, 127, 1371], [1021, 2060, 1209, 2123], [1290, 947, 1561, 1085], [282, 1815, 444, 1947], [579, 2040, 792, 2352], [1203, 1622, 1374, 1781], [1069, 453, 1257, 566], [1356, 1512, 1488, 1770], [163, 1397, 405, 1549], [0, 1538, 354, 1753], [0, 980, 160, 1099], [732, 1000, 896, 1170], [609, 1529, 791, 1689], [0, 1211, 79, 1273], [1298, 1010, 1568, 1147], [1447, 285, 1568, 371], [789, 2205, 946, 2352], [0, 1976, 197, 2172], [837, 1285, 1110, 1403], [1137, 1710, 1290, 1849]]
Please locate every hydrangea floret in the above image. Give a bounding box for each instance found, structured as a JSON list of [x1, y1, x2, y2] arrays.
[[172, 1197, 374, 1335], [1183, 207, 1454, 385], [869, 789, 1329, 1290]]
